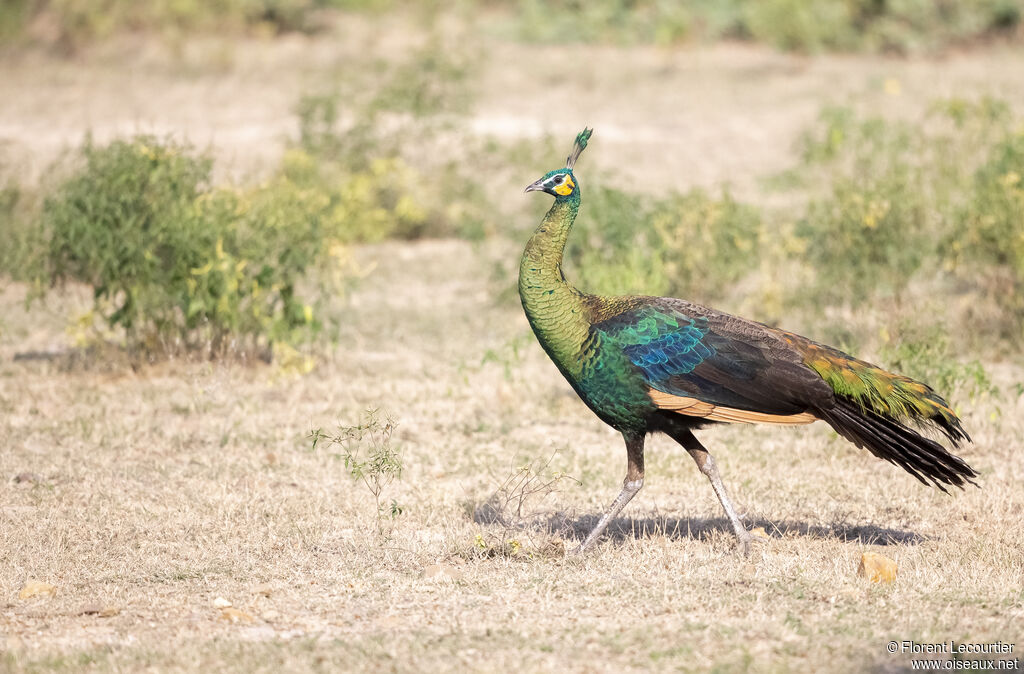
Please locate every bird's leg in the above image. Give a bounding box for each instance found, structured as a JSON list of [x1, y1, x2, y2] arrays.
[[573, 432, 645, 555], [676, 432, 754, 555]]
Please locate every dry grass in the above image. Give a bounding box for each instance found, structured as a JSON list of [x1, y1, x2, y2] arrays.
[[2, 240, 1022, 673]]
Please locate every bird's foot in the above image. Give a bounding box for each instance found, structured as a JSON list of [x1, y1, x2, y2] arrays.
[[734, 528, 767, 557]]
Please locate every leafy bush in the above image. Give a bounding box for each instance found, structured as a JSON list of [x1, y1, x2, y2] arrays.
[[792, 99, 1013, 306], [278, 148, 433, 243], [42, 137, 329, 355], [743, 0, 1021, 53], [742, 0, 857, 52], [4, 0, 1020, 53], [953, 127, 1024, 339], [286, 42, 487, 241], [565, 185, 761, 302], [497, 0, 1021, 52], [509, 0, 696, 46], [0, 182, 45, 282], [877, 320, 997, 403], [4, 0, 338, 51]]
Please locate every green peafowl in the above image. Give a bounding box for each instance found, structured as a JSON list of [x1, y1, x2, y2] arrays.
[[520, 128, 977, 555]]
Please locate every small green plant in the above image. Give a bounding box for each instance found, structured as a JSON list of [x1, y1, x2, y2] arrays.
[[310, 409, 404, 534]]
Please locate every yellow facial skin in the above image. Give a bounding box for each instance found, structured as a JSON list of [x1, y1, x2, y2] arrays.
[[554, 175, 575, 196]]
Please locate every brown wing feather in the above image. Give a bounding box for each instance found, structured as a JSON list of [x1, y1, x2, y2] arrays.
[[648, 389, 818, 426]]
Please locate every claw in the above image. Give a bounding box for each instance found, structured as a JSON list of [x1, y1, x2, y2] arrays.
[[735, 528, 767, 556]]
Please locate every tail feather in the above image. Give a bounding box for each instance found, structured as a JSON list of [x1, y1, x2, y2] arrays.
[[819, 397, 978, 492]]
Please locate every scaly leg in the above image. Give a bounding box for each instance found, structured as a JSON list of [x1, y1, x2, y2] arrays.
[[674, 429, 754, 555], [574, 432, 645, 554]]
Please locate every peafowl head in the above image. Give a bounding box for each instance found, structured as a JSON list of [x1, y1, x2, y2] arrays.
[[525, 127, 592, 199]]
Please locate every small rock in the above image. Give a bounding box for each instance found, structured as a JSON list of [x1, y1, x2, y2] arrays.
[[219, 607, 255, 624], [99, 606, 120, 618], [18, 580, 56, 599], [261, 609, 280, 622], [858, 552, 897, 584], [419, 564, 463, 582], [212, 596, 232, 608], [252, 583, 273, 597]]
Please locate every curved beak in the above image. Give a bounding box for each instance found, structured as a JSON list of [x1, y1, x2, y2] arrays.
[[524, 178, 546, 193]]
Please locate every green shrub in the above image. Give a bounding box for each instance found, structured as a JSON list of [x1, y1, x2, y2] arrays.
[[510, 0, 696, 46], [953, 127, 1024, 339], [792, 100, 1013, 306], [877, 321, 996, 404], [5, 0, 1020, 53], [278, 149, 433, 243], [0, 182, 45, 282], [743, 0, 856, 52], [285, 42, 486, 242], [5, 0, 335, 51], [496, 0, 1020, 52], [42, 137, 328, 355], [741, 0, 1021, 53], [565, 185, 761, 302]]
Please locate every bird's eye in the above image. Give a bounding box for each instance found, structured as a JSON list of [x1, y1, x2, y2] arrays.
[[553, 175, 564, 184]]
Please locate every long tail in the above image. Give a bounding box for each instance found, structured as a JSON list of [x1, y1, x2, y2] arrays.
[[818, 397, 977, 492]]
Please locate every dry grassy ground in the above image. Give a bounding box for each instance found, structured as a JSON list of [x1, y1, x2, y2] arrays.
[[2, 240, 1022, 672], [2, 20, 1024, 673]]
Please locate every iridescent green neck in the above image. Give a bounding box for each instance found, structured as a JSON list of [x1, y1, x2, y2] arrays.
[[519, 192, 589, 374], [520, 193, 580, 286]]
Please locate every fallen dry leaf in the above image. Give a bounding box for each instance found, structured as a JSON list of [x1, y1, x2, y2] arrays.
[[252, 583, 273, 597], [219, 607, 255, 624], [18, 580, 56, 599], [858, 552, 897, 584], [750, 527, 770, 540]]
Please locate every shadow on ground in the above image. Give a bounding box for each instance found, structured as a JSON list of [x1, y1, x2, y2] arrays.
[[562, 514, 924, 546], [472, 502, 923, 546]]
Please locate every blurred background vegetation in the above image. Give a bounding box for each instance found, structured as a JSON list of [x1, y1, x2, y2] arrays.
[[0, 0, 1021, 403], [2, 0, 1021, 53]]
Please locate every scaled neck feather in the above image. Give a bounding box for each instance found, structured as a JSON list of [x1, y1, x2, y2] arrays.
[[518, 192, 590, 371], [519, 193, 581, 294]]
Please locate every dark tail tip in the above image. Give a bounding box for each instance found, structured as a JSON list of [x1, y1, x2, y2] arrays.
[[820, 398, 978, 491]]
